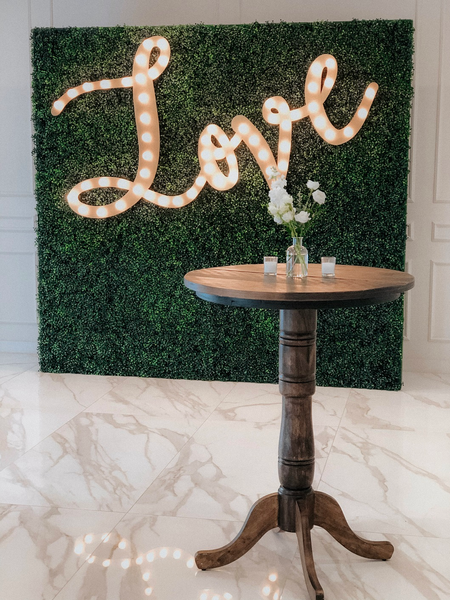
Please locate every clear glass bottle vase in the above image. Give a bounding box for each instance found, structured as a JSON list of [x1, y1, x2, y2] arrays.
[[286, 237, 308, 278]]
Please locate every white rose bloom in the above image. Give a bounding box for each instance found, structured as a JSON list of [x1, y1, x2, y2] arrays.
[[269, 188, 292, 207], [295, 210, 310, 223], [307, 180, 320, 190], [312, 190, 326, 204], [282, 211, 295, 222], [274, 215, 283, 224], [271, 174, 287, 189], [268, 203, 278, 215]]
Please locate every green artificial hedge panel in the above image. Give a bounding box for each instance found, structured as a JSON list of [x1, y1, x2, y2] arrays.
[[32, 20, 413, 390]]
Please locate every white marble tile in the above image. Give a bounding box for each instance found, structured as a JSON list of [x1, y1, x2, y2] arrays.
[[0, 504, 123, 600], [0, 352, 37, 384], [85, 376, 235, 424], [53, 513, 299, 600], [318, 427, 450, 538], [210, 381, 349, 429], [131, 419, 336, 521], [342, 385, 450, 433], [402, 371, 450, 395], [0, 412, 196, 511], [281, 529, 450, 600]]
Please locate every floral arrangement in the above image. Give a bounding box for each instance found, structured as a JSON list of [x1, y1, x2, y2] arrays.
[[267, 167, 327, 239]]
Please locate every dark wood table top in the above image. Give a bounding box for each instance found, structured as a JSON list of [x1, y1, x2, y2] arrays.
[[184, 264, 414, 309]]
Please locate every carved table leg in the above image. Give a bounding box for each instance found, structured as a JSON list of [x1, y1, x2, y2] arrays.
[[296, 494, 324, 600], [195, 493, 279, 569]]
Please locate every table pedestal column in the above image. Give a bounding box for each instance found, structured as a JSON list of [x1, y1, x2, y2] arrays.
[[195, 309, 393, 600]]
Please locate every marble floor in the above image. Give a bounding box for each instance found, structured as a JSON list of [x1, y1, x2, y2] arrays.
[[0, 352, 449, 600]]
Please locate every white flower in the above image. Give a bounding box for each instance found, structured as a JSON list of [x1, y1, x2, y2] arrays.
[[282, 211, 295, 222], [274, 215, 283, 224], [269, 167, 281, 180], [312, 190, 326, 205], [268, 202, 278, 215], [271, 174, 287, 189], [295, 210, 310, 223], [269, 188, 292, 207], [307, 180, 320, 190]]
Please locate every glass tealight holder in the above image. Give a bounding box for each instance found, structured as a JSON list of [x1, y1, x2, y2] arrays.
[[264, 256, 278, 276], [321, 256, 336, 277]]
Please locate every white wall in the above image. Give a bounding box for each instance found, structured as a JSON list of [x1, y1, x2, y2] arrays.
[[1, 0, 449, 373]]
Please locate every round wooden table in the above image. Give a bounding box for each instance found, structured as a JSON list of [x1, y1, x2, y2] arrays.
[[184, 263, 414, 600]]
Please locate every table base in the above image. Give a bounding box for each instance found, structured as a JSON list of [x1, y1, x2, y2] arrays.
[[195, 489, 393, 600]]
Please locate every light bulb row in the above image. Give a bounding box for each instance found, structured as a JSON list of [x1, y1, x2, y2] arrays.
[[198, 124, 239, 191]]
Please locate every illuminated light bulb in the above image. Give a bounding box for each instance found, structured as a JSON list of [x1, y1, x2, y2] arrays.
[[53, 100, 64, 111], [219, 135, 229, 146], [74, 543, 84, 555], [344, 126, 354, 137], [102, 534, 110, 542], [201, 150, 213, 160], [143, 39, 154, 50], [228, 154, 237, 166], [278, 160, 288, 172], [140, 113, 151, 125], [192, 176, 205, 189], [144, 190, 156, 201], [249, 134, 259, 146], [230, 169, 239, 183], [82, 82, 94, 92], [238, 123, 250, 135], [84, 534, 93, 544], [262, 586, 271, 597], [186, 558, 194, 568], [81, 180, 93, 191], [269, 574, 278, 582], [159, 548, 168, 558], [133, 184, 144, 196], [326, 57, 335, 69], [158, 196, 170, 206], [311, 62, 322, 76], [264, 98, 276, 110], [78, 205, 89, 216], [213, 148, 225, 160], [140, 168, 150, 178], [173, 550, 181, 559], [358, 108, 368, 119], [121, 559, 130, 569], [325, 129, 336, 141], [142, 132, 152, 142], [121, 77, 133, 87], [159, 55, 169, 67], [207, 124, 219, 135], [307, 82, 319, 93], [200, 594, 208, 600], [99, 177, 110, 187], [68, 191, 78, 204], [135, 73, 146, 85], [118, 178, 130, 190], [265, 166, 273, 175], [266, 113, 279, 124], [279, 103, 290, 114], [145, 588, 153, 597], [102, 560, 111, 567], [204, 163, 215, 175], [142, 151, 153, 161], [143, 572, 150, 581], [146, 552, 155, 562], [147, 67, 159, 79], [138, 93, 150, 104], [100, 80, 111, 89], [157, 38, 169, 50], [136, 53, 147, 66], [258, 150, 269, 161], [224, 594, 233, 600], [136, 557, 143, 565], [200, 135, 211, 145], [115, 199, 126, 211], [67, 88, 78, 99], [88, 556, 95, 564], [308, 102, 319, 113], [365, 87, 376, 100], [118, 540, 127, 550], [314, 116, 326, 129], [173, 196, 184, 206], [96, 207, 107, 218], [212, 596, 219, 600], [273, 593, 279, 600], [213, 174, 224, 188], [324, 77, 334, 88], [279, 141, 290, 152], [281, 120, 291, 131]]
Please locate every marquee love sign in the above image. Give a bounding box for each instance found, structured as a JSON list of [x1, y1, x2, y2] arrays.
[[52, 36, 378, 219]]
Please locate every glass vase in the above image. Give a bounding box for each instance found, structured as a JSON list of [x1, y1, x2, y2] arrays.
[[286, 237, 308, 278]]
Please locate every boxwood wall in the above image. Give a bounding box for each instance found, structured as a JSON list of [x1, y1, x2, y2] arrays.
[[32, 20, 413, 390]]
